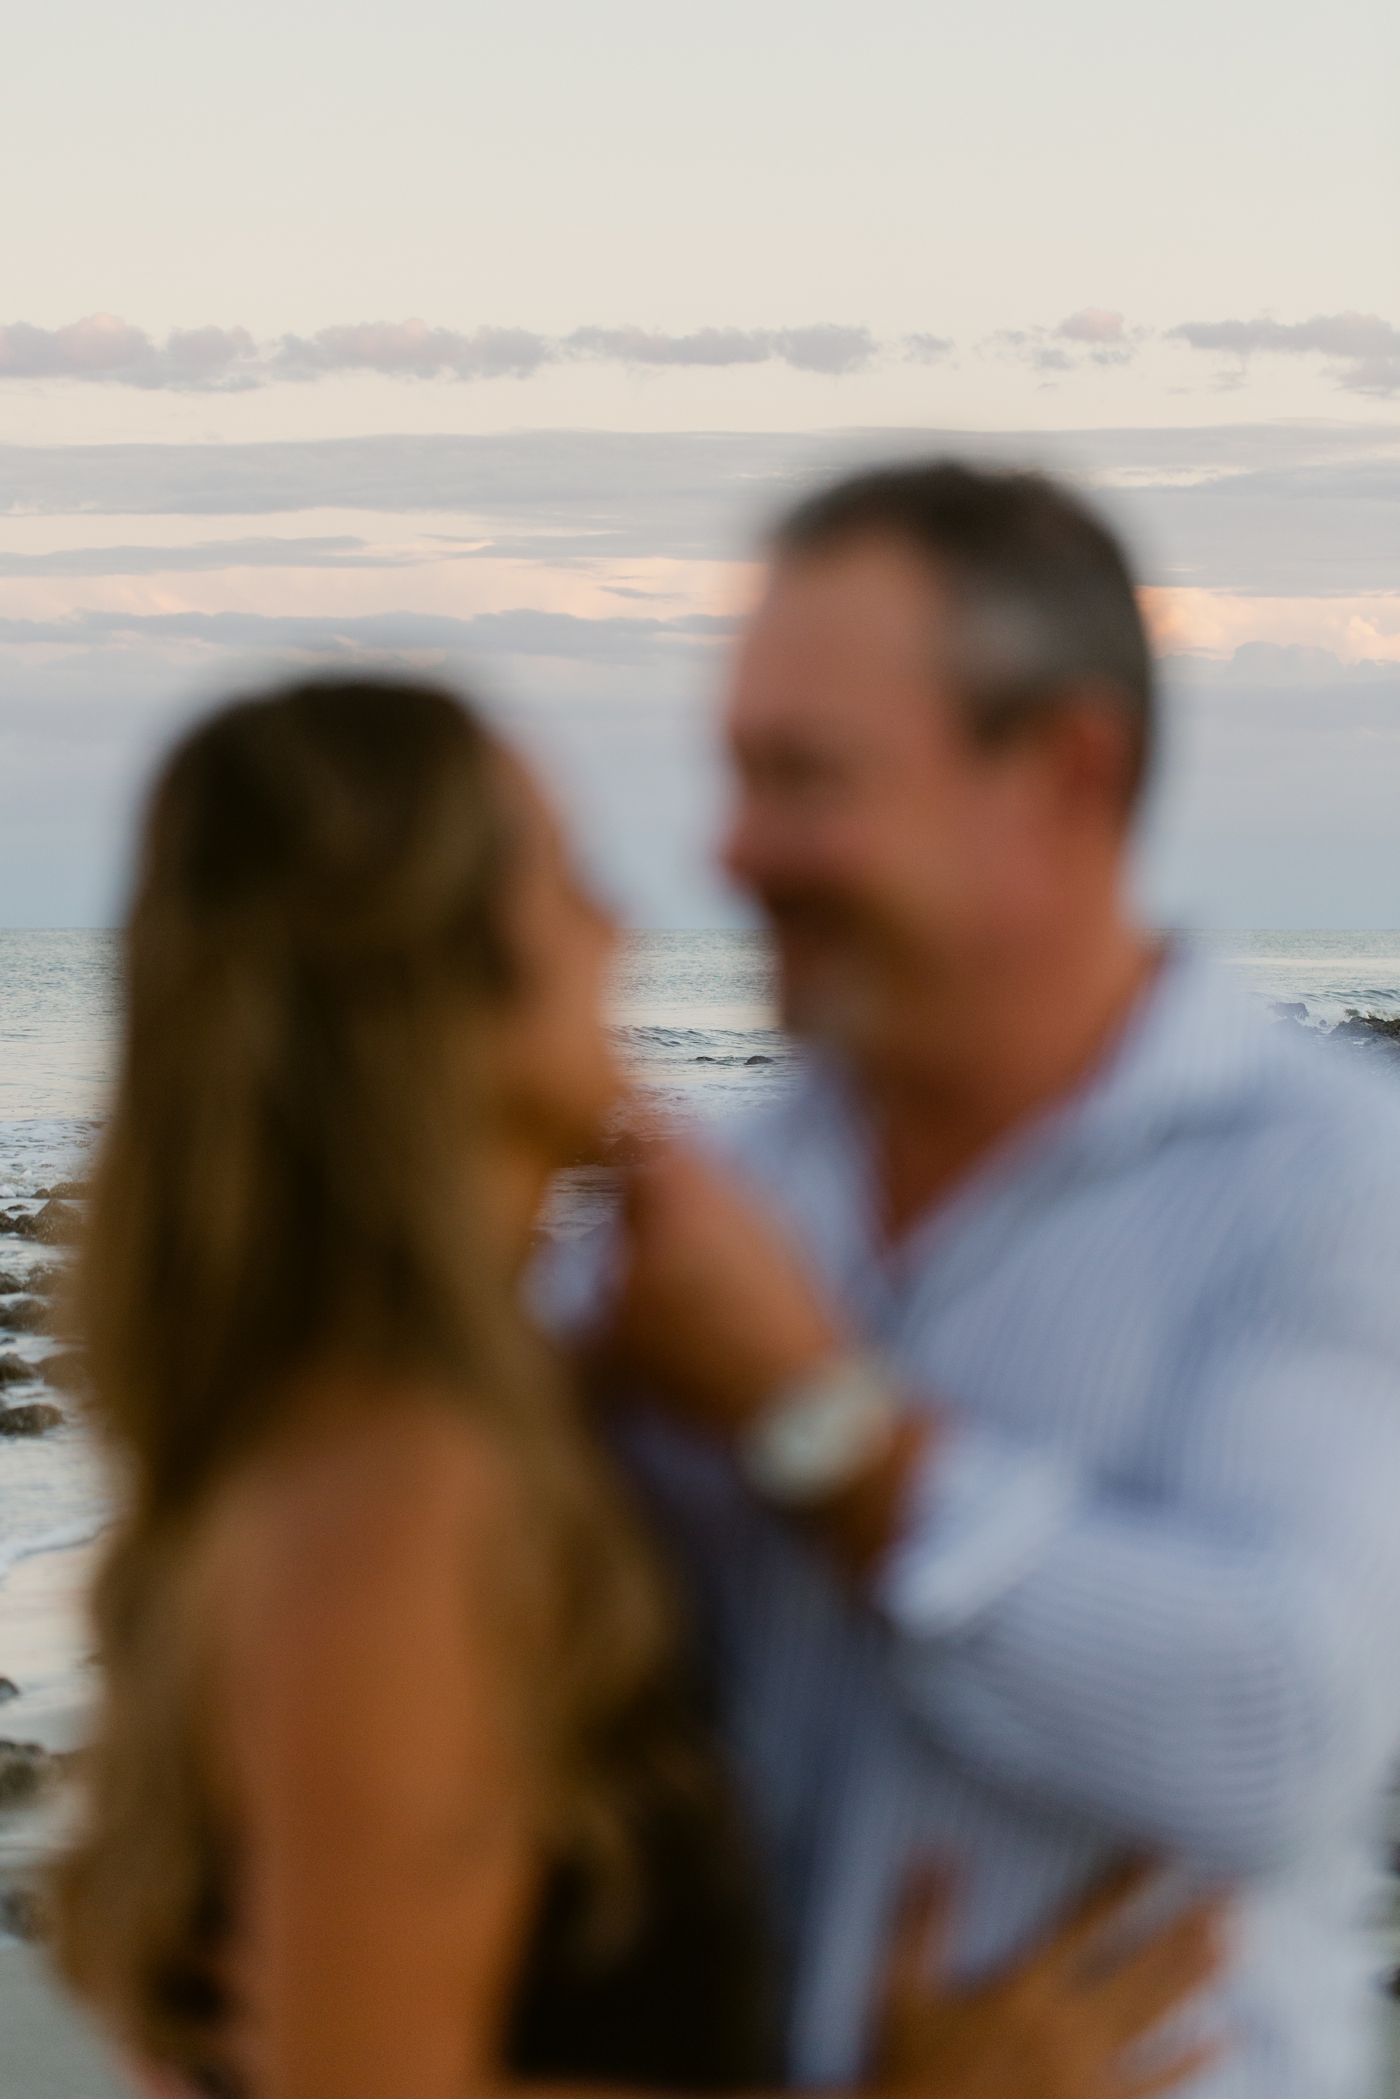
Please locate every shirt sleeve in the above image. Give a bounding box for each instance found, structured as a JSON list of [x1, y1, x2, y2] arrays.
[[876, 1422, 1084, 1634], [870, 1339, 1400, 1874]]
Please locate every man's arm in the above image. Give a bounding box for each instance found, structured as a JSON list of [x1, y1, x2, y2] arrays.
[[872, 1353, 1400, 1870], [594, 1139, 933, 1574], [601, 1140, 1400, 1874]]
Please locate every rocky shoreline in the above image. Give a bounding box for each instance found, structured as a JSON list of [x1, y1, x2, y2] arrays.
[[0, 1196, 84, 1248], [0, 1740, 82, 1942], [1274, 1006, 1400, 1055], [0, 1191, 87, 1440]]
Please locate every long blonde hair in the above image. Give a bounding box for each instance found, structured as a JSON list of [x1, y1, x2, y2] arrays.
[[50, 679, 672, 2076]]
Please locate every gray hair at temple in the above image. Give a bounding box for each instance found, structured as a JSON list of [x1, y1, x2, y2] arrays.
[[771, 460, 1156, 808]]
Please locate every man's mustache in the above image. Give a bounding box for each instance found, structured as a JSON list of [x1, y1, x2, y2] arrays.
[[758, 888, 877, 943]]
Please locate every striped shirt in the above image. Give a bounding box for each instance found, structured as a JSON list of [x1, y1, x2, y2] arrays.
[[597, 946, 1400, 2099]]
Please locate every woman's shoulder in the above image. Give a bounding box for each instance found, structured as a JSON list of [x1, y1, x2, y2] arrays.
[[206, 1380, 520, 1636], [195, 1378, 538, 1829]]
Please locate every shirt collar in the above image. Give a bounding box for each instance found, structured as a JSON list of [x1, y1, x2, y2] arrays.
[[792, 940, 1278, 1285], [1060, 937, 1279, 1162]]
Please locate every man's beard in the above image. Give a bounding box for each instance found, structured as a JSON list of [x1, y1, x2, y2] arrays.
[[762, 892, 903, 1054]]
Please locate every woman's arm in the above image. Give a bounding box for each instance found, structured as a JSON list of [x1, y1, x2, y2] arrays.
[[215, 1398, 542, 2099]]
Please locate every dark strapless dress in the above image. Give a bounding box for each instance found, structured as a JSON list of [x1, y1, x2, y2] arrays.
[[507, 1778, 779, 2092], [175, 1707, 777, 2098], [184, 1800, 776, 2099]]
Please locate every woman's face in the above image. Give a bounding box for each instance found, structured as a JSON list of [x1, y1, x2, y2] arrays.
[[490, 765, 626, 1168]]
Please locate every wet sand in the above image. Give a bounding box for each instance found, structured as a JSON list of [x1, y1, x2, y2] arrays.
[[0, 1538, 102, 1752], [0, 1941, 130, 2098]]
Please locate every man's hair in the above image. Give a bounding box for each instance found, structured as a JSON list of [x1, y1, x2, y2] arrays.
[[773, 460, 1155, 805]]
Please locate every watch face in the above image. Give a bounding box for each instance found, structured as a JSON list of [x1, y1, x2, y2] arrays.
[[741, 1362, 896, 1504]]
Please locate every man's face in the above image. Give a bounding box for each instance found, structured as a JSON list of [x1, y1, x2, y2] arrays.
[[723, 536, 1068, 1058]]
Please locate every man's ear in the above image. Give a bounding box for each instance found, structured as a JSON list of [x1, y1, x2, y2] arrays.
[[1041, 691, 1138, 826]]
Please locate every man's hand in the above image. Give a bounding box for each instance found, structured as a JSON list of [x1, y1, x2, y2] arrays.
[[594, 1136, 937, 1577], [875, 1860, 1227, 2099], [601, 1136, 846, 1431]]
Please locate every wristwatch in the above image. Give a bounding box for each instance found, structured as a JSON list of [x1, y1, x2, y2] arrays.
[[737, 1351, 900, 1507]]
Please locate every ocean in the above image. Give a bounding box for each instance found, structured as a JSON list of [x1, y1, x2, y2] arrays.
[[4, 925, 1400, 1758]]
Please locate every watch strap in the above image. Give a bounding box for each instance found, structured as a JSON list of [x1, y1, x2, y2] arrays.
[[737, 1351, 899, 1506]]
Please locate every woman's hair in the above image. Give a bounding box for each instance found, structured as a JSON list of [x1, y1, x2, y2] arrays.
[[49, 678, 673, 2078]]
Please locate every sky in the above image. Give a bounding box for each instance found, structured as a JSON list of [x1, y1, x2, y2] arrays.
[[2, 0, 1398, 927]]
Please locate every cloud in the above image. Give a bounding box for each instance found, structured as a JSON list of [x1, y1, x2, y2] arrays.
[[1162, 642, 1400, 687], [5, 309, 1398, 399], [979, 327, 1070, 374], [0, 603, 740, 666], [564, 323, 877, 375], [3, 448, 1399, 935], [1058, 308, 1127, 345], [0, 535, 471, 578], [902, 333, 955, 364], [0, 313, 257, 389], [1167, 312, 1400, 397], [564, 325, 768, 370], [8, 620, 1400, 936], [1136, 652, 1400, 930], [1120, 459, 1400, 595], [2, 426, 1396, 596], [982, 309, 1138, 374], [0, 314, 882, 390], [271, 321, 554, 381]]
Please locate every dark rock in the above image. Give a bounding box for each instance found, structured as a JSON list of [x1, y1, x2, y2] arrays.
[[39, 1349, 87, 1393], [26, 1263, 66, 1296], [744, 1055, 774, 1065], [0, 1679, 18, 1702], [0, 1203, 80, 1245], [0, 1354, 35, 1386], [0, 1741, 54, 1807], [695, 1056, 717, 1064], [0, 1297, 50, 1335], [34, 1181, 88, 1201], [1333, 1009, 1400, 1044], [0, 1402, 64, 1436], [32, 1199, 82, 1247], [0, 1271, 23, 1295]]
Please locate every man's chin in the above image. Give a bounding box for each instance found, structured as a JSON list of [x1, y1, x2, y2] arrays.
[[778, 955, 883, 1054]]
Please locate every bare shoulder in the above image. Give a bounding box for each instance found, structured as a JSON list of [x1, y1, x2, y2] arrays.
[[199, 1381, 539, 1833], [207, 1382, 522, 1653]]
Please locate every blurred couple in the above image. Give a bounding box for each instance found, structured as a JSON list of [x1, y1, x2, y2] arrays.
[[48, 464, 1400, 2099]]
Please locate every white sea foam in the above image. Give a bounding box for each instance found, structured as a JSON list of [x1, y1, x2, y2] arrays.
[[0, 1518, 109, 1590], [1193, 929, 1400, 1031], [0, 1423, 113, 1591]]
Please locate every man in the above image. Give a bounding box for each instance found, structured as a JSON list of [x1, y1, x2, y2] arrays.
[[573, 464, 1400, 2099]]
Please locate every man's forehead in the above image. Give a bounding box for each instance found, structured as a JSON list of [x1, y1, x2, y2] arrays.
[[731, 538, 950, 724]]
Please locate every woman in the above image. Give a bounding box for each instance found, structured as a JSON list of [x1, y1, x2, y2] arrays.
[[49, 678, 1220, 2099]]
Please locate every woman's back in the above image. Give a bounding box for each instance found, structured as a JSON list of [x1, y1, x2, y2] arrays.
[[143, 1388, 774, 2098]]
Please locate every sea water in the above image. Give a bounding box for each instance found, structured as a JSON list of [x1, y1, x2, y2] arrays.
[[5, 926, 1400, 1741]]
